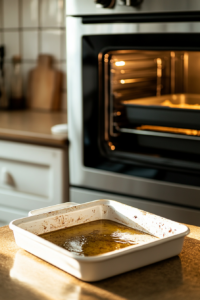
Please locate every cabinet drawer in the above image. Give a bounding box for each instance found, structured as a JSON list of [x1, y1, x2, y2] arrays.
[[0, 159, 50, 198], [0, 141, 67, 211]]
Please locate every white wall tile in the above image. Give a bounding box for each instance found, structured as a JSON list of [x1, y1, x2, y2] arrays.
[[22, 31, 38, 60], [1, 0, 66, 111], [0, 0, 2, 29], [2, 0, 19, 29], [40, 30, 61, 61], [22, 0, 39, 28], [60, 0, 65, 27], [4, 31, 20, 60], [40, 0, 65, 28]]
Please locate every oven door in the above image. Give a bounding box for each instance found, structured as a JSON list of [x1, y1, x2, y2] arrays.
[[67, 16, 200, 209]]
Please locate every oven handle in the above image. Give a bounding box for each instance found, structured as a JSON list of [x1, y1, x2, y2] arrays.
[[82, 12, 200, 24]]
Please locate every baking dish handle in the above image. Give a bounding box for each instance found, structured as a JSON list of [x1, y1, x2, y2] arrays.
[[28, 202, 79, 216]]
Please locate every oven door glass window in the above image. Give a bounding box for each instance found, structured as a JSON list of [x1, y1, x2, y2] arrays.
[[83, 34, 200, 187]]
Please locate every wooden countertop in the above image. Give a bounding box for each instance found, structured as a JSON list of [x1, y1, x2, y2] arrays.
[[1, 224, 200, 300], [0, 110, 67, 147]]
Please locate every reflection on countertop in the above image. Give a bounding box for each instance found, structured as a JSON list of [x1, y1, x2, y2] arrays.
[[0, 110, 68, 147], [1, 225, 200, 300]]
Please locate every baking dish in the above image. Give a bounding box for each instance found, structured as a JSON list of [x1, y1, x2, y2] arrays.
[[122, 93, 200, 129], [9, 199, 189, 282], [28, 202, 78, 216]]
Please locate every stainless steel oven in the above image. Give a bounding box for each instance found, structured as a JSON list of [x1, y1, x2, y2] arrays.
[[66, 0, 200, 225]]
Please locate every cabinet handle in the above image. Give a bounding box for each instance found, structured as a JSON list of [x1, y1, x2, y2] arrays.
[[1, 168, 15, 187]]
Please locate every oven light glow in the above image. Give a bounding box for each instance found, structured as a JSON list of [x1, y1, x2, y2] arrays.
[[108, 142, 116, 151], [120, 78, 147, 84], [136, 125, 200, 136], [115, 61, 125, 66]]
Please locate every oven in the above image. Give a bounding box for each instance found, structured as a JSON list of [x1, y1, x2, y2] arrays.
[[66, 0, 200, 225]]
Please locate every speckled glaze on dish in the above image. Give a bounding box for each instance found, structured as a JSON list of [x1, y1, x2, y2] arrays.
[[9, 199, 189, 282]]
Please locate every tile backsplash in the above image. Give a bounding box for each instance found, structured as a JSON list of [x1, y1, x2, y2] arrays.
[[0, 0, 67, 111]]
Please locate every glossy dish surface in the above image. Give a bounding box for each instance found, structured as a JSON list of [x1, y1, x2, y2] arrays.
[[40, 220, 158, 256]]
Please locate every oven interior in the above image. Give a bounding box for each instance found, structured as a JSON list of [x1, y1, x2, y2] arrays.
[[83, 33, 200, 188], [102, 50, 200, 168]]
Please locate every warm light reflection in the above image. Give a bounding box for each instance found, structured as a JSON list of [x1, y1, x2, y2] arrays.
[[10, 251, 81, 300], [156, 58, 162, 96], [120, 78, 147, 84], [115, 61, 125, 66], [160, 100, 200, 110], [157, 58, 162, 77], [10, 249, 126, 300], [136, 125, 200, 136], [108, 142, 115, 150]]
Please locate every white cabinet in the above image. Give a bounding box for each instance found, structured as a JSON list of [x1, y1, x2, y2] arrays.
[[0, 141, 67, 225], [0, 205, 28, 226]]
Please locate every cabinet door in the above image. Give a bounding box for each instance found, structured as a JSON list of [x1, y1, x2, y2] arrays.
[[0, 205, 28, 226], [0, 141, 67, 212]]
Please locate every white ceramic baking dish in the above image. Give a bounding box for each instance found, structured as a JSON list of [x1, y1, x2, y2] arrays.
[[10, 199, 189, 282], [28, 202, 78, 216]]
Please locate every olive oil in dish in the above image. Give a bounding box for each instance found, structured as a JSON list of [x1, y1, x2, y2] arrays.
[[40, 220, 158, 256]]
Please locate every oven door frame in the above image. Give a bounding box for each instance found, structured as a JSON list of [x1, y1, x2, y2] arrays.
[[67, 16, 200, 208]]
